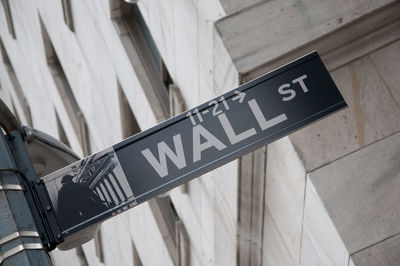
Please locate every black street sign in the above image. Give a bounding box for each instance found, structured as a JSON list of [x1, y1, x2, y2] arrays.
[[43, 51, 347, 241]]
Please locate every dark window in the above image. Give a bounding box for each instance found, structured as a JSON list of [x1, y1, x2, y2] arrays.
[[112, 1, 176, 119], [0, 38, 32, 126], [149, 197, 191, 265], [61, 0, 74, 31], [130, 4, 173, 92], [39, 16, 90, 155], [55, 109, 71, 147], [118, 81, 141, 139], [132, 240, 143, 266], [1, 0, 16, 38], [94, 230, 105, 263], [10, 98, 20, 124]]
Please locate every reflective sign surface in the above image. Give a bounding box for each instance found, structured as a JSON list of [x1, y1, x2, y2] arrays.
[[43, 52, 347, 238]]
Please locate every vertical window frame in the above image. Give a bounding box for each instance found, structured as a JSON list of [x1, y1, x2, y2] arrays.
[[54, 109, 71, 148], [118, 81, 141, 139], [111, 0, 176, 120], [61, 0, 74, 32], [39, 15, 90, 155], [0, 38, 32, 126], [1, 0, 16, 39]]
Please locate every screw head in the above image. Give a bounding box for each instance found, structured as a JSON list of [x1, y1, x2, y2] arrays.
[[46, 206, 52, 211]]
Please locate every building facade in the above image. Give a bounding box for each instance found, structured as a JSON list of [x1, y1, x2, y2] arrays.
[[0, 0, 399, 265]]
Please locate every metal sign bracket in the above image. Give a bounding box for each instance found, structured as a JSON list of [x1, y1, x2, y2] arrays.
[[2, 132, 65, 251], [25, 178, 64, 251]]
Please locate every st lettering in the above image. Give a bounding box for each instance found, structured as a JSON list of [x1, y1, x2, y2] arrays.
[[278, 74, 309, 101]]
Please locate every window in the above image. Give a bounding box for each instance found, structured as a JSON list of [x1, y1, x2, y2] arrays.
[[118, 82, 140, 139], [39, 16, 90, 155], [176, 220, 190, 266], [76, 246, 89, 266], [10, 97, 20, 124], [0, 38, 32, 126], [111, 0, 175, 120], [130, 5, 173, 91], [61, 0, 74, 31], [1, 0, 16, 39], [237, 149, 266, 265], [132, 240, 143, 266], [55, 109, 71, 147], [168, 84, 185, 117], [94, 230, 105, 263], [149, 197, 191, 266]]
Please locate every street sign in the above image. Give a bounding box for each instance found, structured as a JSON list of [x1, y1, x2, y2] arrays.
[[42, 51, 347, 247]]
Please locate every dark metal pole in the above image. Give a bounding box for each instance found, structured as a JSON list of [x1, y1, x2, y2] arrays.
[[0, 100, 52, 265], [0, 131, 52, 265]]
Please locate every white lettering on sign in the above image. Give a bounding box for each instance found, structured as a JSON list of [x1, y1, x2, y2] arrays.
[[232, 91, 246, 103], [292, 74, 308, 93], [248, 99, 287, 130], [218, 113, 256, 144], [142, 74, 310, 178], [278, 74, 309, 101], [141, 134, 186, 178], [278, 84, 295, 101], [193, 124, 226, 162]]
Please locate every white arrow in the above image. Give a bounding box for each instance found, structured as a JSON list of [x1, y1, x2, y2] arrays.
[[232, 91, 246, 103]]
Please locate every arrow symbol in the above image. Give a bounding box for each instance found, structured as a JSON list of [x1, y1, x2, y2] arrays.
[[232, 91, 246, 103]]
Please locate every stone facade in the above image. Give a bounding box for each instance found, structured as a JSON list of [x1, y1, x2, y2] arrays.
[[0, 0, 399, 265]]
